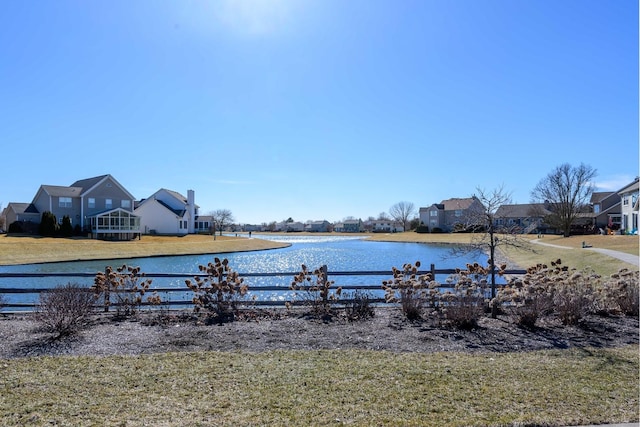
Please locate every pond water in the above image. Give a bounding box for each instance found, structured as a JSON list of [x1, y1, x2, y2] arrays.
[[0, 235, 487, 308]]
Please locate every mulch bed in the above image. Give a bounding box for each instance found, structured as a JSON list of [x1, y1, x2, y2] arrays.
[[0, 308, 637, 359]]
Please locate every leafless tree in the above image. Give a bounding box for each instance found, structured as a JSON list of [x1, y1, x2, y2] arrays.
[[531, 163, 597, 237], [210, 209, 235, 236], [389, 201, 417, 232], [451, 186, 532, 317], [377, 212, 390, 220]]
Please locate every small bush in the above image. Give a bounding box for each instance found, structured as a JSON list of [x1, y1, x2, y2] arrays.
[[92, 265, 156, 318], [8, 221, 23, 233], [441, 263, 490, 329], [344, 290, 375, 321], [35, 283, 97, 337], [599, 269, 639, 317], [383, 261, 436, 321], [499, 276, 554, 328], [415, 225, 429, 233], [290, 264, 341, 317], [185, 258, 249, 322]]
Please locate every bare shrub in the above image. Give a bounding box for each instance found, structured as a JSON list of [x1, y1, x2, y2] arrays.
[[382, 261, 436, 321], [92, 265, 156, 318], [500, 283, 554, 329], [344, 290, 375, 321], [599, 269, 639, 317], [440, 263, 493, 329], [185, 258, 249, 322], [290, 264, 341, 317], [35, 283, 97, 337], [499, 265, 555, 328]]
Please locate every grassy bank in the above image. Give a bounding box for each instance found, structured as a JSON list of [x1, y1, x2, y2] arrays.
[[367, 232, 639, 276], [1, 346, 637, 426], [0, 234, 289, 266], [0, 232, 637, 276]]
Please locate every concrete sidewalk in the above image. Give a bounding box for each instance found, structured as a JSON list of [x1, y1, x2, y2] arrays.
[[531, 239, 639, 267]]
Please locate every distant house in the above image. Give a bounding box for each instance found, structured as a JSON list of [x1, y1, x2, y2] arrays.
[[364, 219, 403, 233], [618, 178, 639, 234], [305, 220, 331, 232], [3, 174, 140, 240], [334, 219, 362, 233], [419, 197, 485, 232], [2, 202, 40, 232], [134, 189, 198, 235], [590, 191, 621, 231], [494, 203, 552, 234]]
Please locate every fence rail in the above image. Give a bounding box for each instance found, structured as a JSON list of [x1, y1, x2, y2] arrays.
[[0, 266, 527, 311]]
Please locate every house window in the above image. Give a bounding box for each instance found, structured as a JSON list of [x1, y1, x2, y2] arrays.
[[455, 210, 462, 217], [59, 197, 72, 208], [623, 195, 629, 206], [88, 198, 95, 208], [593, 204, 600, 214], [121, 200, 131, 209], [430, 211, 438, 217], [105, 199, 112, 209]]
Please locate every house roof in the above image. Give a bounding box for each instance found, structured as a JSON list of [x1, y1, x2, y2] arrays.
[[41, 185, 83, 198], [590, 191, 615, 204], [618, 178, 639, 195], [156, 199, 187, 217], [70, 175, 110, 192], [7, 202, 39, 214], [495, 203, 551, 218], [440, 197, 477, 211]]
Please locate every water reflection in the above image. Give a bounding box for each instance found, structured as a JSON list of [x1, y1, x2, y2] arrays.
[[0, 236, 486, 308]]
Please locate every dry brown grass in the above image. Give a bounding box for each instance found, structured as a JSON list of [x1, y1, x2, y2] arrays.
[[367, 232, 639, 276], [0, 234, 288, 266]]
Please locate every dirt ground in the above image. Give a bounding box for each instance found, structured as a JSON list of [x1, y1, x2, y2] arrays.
[[0, 308, 637, 359]]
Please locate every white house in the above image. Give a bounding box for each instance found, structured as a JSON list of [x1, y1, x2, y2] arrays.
[[134, 189, 198, 235], [618, 178, 639, 234]]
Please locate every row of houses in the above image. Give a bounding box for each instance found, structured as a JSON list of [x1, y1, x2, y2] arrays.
[[3, 174, 638, 239], [416, 178, 639, 235], [1, 175, 214, 240]]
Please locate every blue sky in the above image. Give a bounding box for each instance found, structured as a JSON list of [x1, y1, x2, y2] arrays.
[[1, 1, 638, 225]]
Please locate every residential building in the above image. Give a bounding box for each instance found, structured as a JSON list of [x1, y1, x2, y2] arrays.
[[134, 189, 198, 235], [590, 191, 621, 231], [304, 220, 331, 232], [494, 203, 552, 234], [364, 219, 403, 233], [3, 174, 140, 240], [333, 219, 362, 233], [419, 197, 485, 232], [618, 178, 639, 234]]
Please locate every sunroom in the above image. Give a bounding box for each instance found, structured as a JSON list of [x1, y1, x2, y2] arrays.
[[88, 208, 141, 240]]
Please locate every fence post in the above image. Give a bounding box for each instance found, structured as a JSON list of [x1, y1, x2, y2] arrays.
[[430, 263, 435, 277], [103, 267, 110, 313], [320, 265, 328, 285]]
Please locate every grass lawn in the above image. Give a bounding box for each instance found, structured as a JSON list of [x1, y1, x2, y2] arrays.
[[367, 232, 639, 276], [1, 347, 637, 427], [0, 234, 288, 265]]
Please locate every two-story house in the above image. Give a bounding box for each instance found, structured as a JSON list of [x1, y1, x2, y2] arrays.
[[333, 219, 362, 233], [419, 197, 485, 232], [590, 191, 621, 231], [134, 189, 199, 235], [618, 178, 639, 234], [3, 174, 140, 240]]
